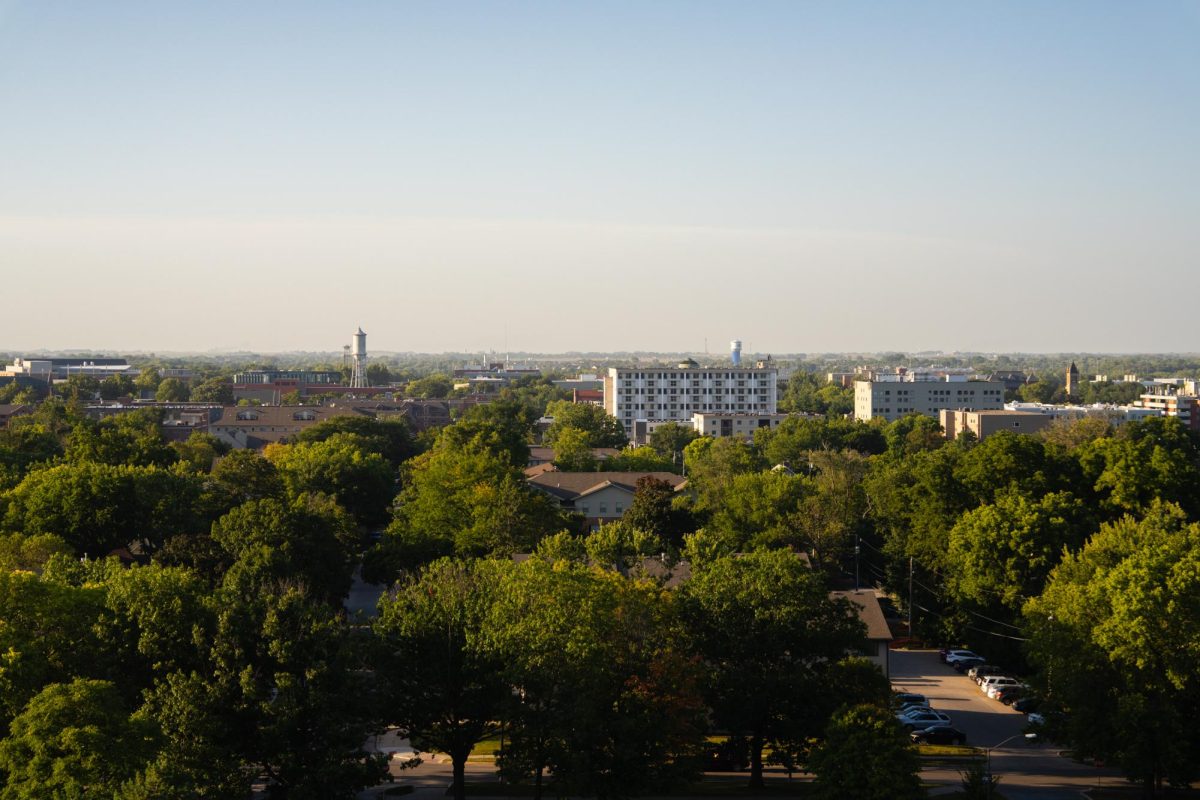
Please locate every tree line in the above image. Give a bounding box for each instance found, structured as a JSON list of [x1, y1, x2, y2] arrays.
[[4, 382, 1199, 796]]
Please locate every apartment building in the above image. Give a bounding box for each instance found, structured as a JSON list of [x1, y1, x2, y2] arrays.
[[604, 361, 778, 439], [692, 411, 792, 439], [1133, 384, 1200, 430], [854, 374, 1005, 423], [939, 409, 1053, 440]]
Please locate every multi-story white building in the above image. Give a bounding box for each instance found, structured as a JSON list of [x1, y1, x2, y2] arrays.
[[1133, 384, 1199, 430], [605, 361, 778, 440], [854, 374, 1005, 423]]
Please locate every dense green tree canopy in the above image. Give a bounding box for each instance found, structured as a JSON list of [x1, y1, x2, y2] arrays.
[[0, 678, 158, 799], [681, 550, 866, 788], [808, 703, 923, 800], [1025, 504, 1200, 794], [266, 433, 396, 526], [543, 400, 627, 449]]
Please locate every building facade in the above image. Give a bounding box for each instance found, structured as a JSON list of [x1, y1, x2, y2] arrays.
[[604, 363, 779, 439], [853, 375, 1005, 423], [692, 412, 792, 439], [939, 409, 1053, 440]]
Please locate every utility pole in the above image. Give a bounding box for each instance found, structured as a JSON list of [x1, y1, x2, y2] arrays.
[[908, 556, 914, 639], [854, 534, 860, 591]]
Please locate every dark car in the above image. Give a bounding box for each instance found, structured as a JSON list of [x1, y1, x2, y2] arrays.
[[1013, 697, 1040, 714], [952, 657, 986, 673], [892, 692, 926, 708], [995, 685, 1025, 704], [911, 725, 967, 745]]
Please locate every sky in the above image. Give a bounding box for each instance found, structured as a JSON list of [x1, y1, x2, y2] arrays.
[[1, 1, 1197, 355]]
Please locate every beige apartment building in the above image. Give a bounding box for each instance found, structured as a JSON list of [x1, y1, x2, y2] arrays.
[[940, 409, 1052, 440], [691, 412, 792, 439], [854, 376, 1005, 423]]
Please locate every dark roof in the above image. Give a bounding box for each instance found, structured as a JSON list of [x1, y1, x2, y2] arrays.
[[831, 590, 892, 641], [527, 471, 686, 501]]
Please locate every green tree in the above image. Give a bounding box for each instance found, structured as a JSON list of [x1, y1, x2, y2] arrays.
[[4, 462, 206, 556], [1018, 380, 1056, 403], [1025, 504, 1200, 795], [406, 374, 452, 399], [99, 373, 136, 401], [682, 436, 765, 513], [583, 520, 663, 572], [709, 470, 809, 550], [213, 495, 360, 604], [0, 678, 158, 799], [0, 572, 107, 728], [189, 377, 234, 404], [795, 450, 872, 571], [366, 362, 392, 386], [437, 400, 534, 467], [0, 532, 72, 573], [294, 415, 416, 468], [374, 559, 509, 800], [551, 426, 598, 471], [207, 449, 286, 509], [374, 443, 563, 577], [648, 421, 699, 466], [808, 703, 923, 800], [681, 550, 866, 788], [265, 433, 397, 526], [134, 367, 162, 393], [624, 475, 693, 547], [170, 431, 230, 473], [947, 490, 1091, 611], [484, 560, 705, 799], [605, 445, 676, 473], [543, 400, 627, 449], [65, 409, 178, 468], [883, 413, 944, 457], [155, 377, 190, 402]]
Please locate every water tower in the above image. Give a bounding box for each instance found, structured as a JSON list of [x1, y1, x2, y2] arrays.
[[350, 328, 368, 388], [731, 339, 742, 366]]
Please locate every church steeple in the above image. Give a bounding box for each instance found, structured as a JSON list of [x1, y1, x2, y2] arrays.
[[1066, 361, 1080, 397]]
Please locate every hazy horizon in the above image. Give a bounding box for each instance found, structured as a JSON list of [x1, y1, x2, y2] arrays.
[[2, 2, 1197, 353]]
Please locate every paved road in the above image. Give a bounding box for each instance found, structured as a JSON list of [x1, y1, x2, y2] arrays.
[[891, 649, 1124, 799]]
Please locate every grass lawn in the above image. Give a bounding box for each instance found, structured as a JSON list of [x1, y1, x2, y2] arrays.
[[916, 744, 980, 759]]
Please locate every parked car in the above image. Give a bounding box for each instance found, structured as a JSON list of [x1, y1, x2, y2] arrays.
[[967, 664, 1003, 681], [994, 685, 1026, 704], [898, 710, 953, 731], [952, 657, 986, 673], [1013, 697, 1040, 714], [897, 703, 934, 717], [892, 692, 926, 708], [977, 672, 1012, 688], [987, 680, 1024, 699], [982, 676, 1021, 696], [910, 725, 967, 745], [945, 650, 981, 666]]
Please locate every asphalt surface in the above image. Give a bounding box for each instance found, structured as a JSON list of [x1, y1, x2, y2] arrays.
[[891, 649, 1125, 799]]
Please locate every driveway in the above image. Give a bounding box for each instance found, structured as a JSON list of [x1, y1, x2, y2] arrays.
[[891, 649, 1124, 799]]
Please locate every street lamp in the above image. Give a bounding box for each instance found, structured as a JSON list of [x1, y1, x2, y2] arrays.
[[985, 732, 1037, 798]]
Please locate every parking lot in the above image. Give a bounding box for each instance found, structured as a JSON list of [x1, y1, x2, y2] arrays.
[[891, 649, 1122, 799]]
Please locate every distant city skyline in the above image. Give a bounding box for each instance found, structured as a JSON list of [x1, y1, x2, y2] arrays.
[[1, 1, 1197, 353]]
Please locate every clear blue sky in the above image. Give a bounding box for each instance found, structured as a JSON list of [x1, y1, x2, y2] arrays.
[[1, 1, 1196, 354]]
